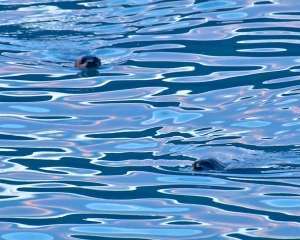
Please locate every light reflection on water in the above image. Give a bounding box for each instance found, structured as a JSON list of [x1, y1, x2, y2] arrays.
[[0, 0, 300, 239]]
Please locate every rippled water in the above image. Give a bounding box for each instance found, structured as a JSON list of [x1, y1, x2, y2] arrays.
[[0, 0, 300, 239]]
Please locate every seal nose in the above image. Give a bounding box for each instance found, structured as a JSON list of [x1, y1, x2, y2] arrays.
[[87, 60, 95, 65], [75, 55, 101, 69], [192, 162, 203, 170], [86, 59, 96, 67]]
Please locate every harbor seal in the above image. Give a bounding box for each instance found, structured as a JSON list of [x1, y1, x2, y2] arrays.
[[192, 157, 226, 171], [75, 55, 101, 69]]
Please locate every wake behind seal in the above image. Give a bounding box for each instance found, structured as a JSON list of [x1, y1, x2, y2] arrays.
[[75, 55, 101, 69], [192, 157, 226, 171]]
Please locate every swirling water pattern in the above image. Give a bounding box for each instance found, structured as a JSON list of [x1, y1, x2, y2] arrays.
[[0, 0, 300, 239]]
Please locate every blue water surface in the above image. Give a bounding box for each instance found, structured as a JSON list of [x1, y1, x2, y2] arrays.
[[0, 0, 300, 239]]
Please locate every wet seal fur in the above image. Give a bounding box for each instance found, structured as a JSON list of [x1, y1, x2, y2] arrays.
[[192, 157, 226, 171], [75, 55, 101, 69]]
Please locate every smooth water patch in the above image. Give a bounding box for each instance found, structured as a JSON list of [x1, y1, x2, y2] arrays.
[[0, 124, 25, 129], [195, 1, 236, 10], [115, 142, 157, 149], [73, 226, 202, 237], [231, 121, 271, 128], [2, 232, 53, 240], [218, 12, 248, 19], [142, 110, 202, 125], [261, 199, 300, 208], [10, 105, 50, 113], [157, 176, 226, 185], [87, 203, 188, 212]]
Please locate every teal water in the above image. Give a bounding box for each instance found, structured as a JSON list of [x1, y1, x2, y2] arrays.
[[0, 0, 300, 239]]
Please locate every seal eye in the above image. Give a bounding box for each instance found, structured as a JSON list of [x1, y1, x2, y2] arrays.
[[80, 58, 87, 64], [92, 57, 101, 65], [192, 162, 203, 170]]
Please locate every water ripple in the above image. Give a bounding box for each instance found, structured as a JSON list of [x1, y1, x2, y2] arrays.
[[0, 0, 300, 239]]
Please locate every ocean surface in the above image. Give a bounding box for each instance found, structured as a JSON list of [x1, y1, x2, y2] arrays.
[[0, 0, 300, 239]]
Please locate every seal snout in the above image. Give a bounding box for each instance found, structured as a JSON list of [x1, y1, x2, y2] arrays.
[[192, 157, 226, 171], [75, 55, 101, 69]]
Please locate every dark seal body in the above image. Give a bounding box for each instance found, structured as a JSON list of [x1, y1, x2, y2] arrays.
[[192, 157, 226, 171], [75, 55, 101, 69]]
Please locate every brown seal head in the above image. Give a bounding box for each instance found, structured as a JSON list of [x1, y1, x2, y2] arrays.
[[192, 157, 226, 171], [75, 55, 101, 69]]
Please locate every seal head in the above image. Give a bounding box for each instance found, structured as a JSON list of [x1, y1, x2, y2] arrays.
[[75, 55, 101, 69], [192, 157, 226, 171]]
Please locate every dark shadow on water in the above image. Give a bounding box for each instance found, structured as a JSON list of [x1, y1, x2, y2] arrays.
[[0, 213, 163, 226], [77, 69, 100, 78]]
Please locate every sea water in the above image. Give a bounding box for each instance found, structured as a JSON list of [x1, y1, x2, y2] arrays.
[[0, 0, 299, 239]]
